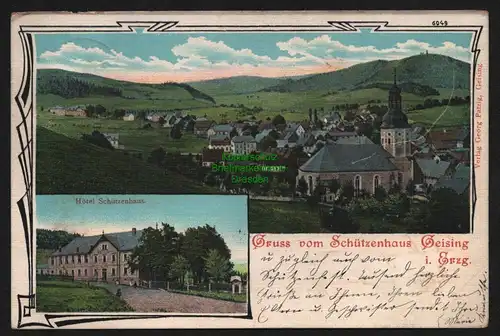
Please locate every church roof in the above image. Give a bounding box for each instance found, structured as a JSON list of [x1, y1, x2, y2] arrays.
[[381, 69, 411, 129], [52, 230, 143, 255], [299, 143, 398, 173]]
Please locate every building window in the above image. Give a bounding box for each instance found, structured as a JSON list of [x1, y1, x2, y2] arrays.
[[77, 269, 81, 276], [76, 247, 80, 253], [102, 244, 108, 250], [124, 267, 128, 275], [354, 175, 361, 195], [85, 255, 88, 263], [94, 270, 98, 277], [65, 270, 68, 276], [398, 172, 404, 187], [77, 255, 81, 264], [71, 255, 74, 263], [112, 268, 116, 276], [103, 255, 107, 263], [112, 254, 116, 262], [65, 256, 68, 264], [94, 255, 98, 263], [71, 270, 74, 276], [51, 270, 54, 274], [84, 269, 87, 276], [124, 254, 127, 261], [308, 176, 313, 195], [59, 256, 62, 264], [373, 175, 380, 193], [388, 138, 391, 145], [390, 173, 396, 186], [51, 257, 54, 265]]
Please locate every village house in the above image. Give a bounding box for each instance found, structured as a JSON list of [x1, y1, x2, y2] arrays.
[[209, 135, 231, 152], [277, 131, 299, 149], [296, 133, 317, 153], [426, 126, 470, 153], [123, 113, 135, 121], [322, 112, 342, 125], [284, 123, 306, 137], [230, 122, 249, 136], [413, 157, 451, 186], [146, 113, 162, 122], [231, 135, 257, 155], [37, 263, 50, 275], [207, 124, 235, 138], [258, 122, 275, 132], [434, 163, 470, 195], [103, 133, 124, 150], [201, 148, 224, 167], [194, 120, 216, 137], [255, 129, 275, 144], [49, 105, 87, 117], [48, 228, 142, 285]]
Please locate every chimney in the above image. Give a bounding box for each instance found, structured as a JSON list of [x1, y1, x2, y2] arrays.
[[132, 228, 136, 235]]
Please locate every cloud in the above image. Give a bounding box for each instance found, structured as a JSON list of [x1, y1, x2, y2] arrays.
[[37, 35, 472, 82], [277, 36, 471, 63]]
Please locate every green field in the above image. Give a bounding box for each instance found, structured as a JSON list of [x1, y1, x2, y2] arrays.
[[233, 263, 248, 274], [248, 200, 323, 233], [36, 126, 217, 194], [37, 280, 134, 312], [406, 104, 470, 128]]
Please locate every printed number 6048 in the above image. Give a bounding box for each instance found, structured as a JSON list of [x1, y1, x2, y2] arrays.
[[432, 20, 448, 26]]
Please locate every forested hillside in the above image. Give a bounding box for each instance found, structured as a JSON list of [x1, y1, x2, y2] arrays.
[[37, 228, 81, 250]]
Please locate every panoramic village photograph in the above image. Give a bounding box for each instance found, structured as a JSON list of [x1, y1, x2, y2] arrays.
[[35, 31, 472, 234], [35, 195, 249, 314]]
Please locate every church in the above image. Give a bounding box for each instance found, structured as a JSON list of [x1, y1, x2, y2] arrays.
[[297, 70, 415, 197]]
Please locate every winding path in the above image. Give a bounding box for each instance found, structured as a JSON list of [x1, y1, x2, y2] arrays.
[[96, 283, 247, 313]]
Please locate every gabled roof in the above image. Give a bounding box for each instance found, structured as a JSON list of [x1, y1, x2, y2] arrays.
[[283, 132, 299, 142], [335, 136, 374, 145], [328, 131, 358, 138], [255, 129, 273, 143], [52, 230, 143, 256], [415, 158, 451, 179], [210, 134, 230, 141], [194, 120, 215, 130], [299, 143, 398, 173], [258, 122, 275, 131], [212, 124, 234, 132], [232, 135, 256, 143]]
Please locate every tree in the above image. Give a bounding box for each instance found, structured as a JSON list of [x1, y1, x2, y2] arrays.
[[95, 104, 106, 115], [147, 147, 167, 167], [339, 182, 355, 205], [308, 108, 313, 122], [271, 114, 286, 126], [374, 186, 388, 201], [321, 206, 357, 233], [170, 124, 183, 139], [113, 109, 126, 119], [297, 176, 308, 195], [128, 223, 182, 282], [181, 224, 231, 283], [406, 179, 415, 196], [426, 188, 469, 233], [260, 136, 277, 151], [313, 109, 318, 123], [204, 249, 233, 283], [169, 255, 190, 284]]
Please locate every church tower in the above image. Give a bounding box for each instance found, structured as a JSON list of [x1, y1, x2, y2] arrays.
[[380, 69, 412, 158]]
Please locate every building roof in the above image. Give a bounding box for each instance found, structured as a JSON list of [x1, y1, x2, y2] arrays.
[[103, 133, 119, 140], [231, 135, 256, 143], [296, 134, 316, 147], [426, 128, 465, 150], [194, 120, 215, 130], [212, 124, 234, 132], [258, 122, 275, 131], [210, 137, 231, 146], [299, 143, 398, 173], [415, 158, 451, 179], [435, 172, 470, 194], [209, 134, 229, 141], [328, 131, 358, 138], [335, 135, 374, 145], [282, 131, 299, 142], [52, 230, 143, 256], [255, 129, 273, 143], [37, 264, 49, 269]]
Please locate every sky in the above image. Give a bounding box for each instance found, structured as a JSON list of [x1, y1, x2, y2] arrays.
[[36, 195, 248, 264], [35, 30, 473, 83]]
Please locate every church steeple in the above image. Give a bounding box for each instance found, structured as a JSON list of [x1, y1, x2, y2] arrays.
[[381, 67, 409, 129]]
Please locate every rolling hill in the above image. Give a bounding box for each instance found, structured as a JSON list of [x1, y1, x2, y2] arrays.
[[260, 54, 470, 93], [36, 126, 217, 194], [188, 76, 291, 96], [37, 69, 216, 104]]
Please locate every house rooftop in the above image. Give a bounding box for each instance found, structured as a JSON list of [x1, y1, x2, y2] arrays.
[[52, 229, 143, 256], [415, 158, 451, 179], [299, 143, 398, 173], [232, 135, 256, 143]]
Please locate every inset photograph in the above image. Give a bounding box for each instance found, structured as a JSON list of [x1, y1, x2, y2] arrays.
[[35, 195, 248, 314]]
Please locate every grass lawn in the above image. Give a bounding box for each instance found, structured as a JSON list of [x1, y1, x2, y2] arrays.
[[36, 126, 217, 194], [406, 104, 470, 128], [168, 289, 247, 303], [37, 112, 207, 154], [36, 280, 134, 312], [248, 200, 323, 233]]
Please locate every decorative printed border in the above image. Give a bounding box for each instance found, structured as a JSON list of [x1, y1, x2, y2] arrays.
[[13, 19, 483, 328]]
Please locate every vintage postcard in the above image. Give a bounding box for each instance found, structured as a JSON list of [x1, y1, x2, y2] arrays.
[[11, 11, 488, 328]]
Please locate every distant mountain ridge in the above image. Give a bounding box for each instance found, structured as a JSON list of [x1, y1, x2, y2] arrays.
[[37, 69, 216, 104], [260, 54, 470, 93]]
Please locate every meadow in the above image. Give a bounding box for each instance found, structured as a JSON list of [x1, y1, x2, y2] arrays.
[[36, 280, 134, 312]]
